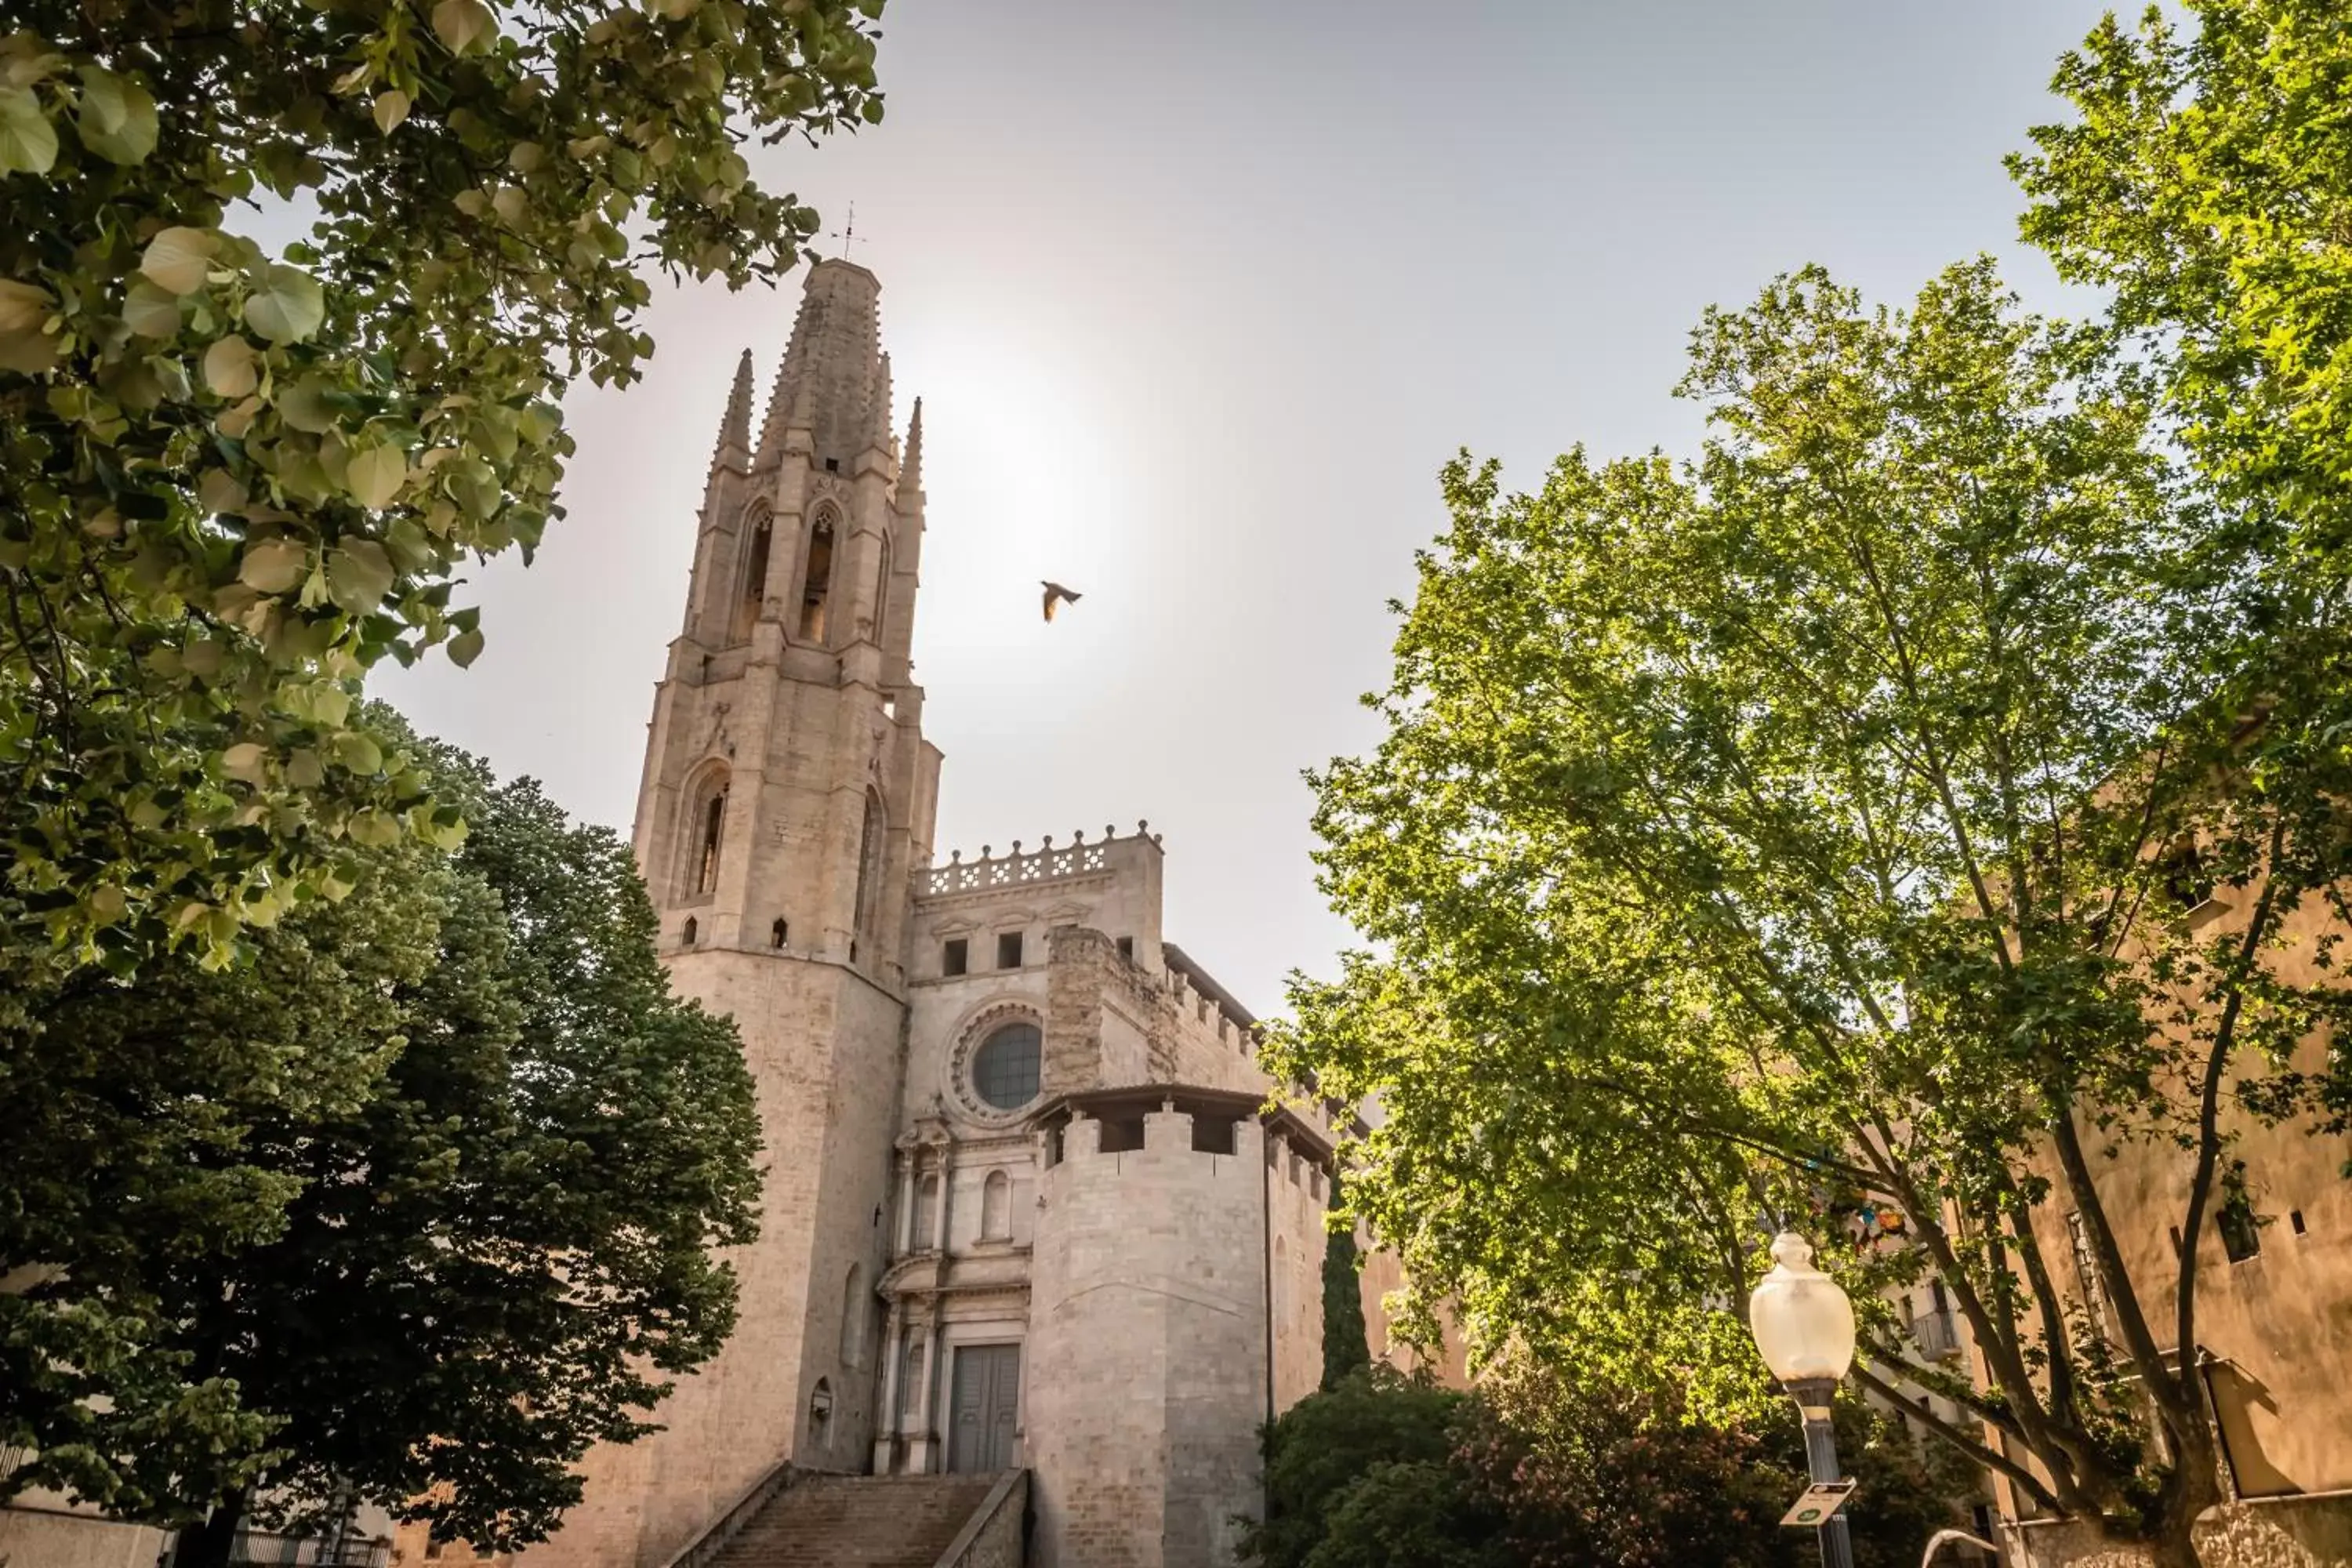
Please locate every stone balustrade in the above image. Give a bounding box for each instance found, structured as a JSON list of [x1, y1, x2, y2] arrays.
[[917, 822, 1157, 898]]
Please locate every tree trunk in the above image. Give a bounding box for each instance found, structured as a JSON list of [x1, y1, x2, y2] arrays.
[[172, 1495, 243, 1568], [2147, 1523, 2207, 1568]]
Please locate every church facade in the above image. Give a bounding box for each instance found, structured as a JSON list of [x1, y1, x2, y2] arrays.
[[525, 259, 1388, 1568]]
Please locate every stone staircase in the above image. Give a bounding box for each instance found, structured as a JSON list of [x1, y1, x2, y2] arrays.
[[704, 1474, 1008, 1568]]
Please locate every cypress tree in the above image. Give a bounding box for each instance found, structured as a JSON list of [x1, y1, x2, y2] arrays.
[[1319, 1169, 1372, 1390]]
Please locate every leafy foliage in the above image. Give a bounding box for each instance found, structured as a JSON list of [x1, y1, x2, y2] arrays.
[[1240, 1365, 1971, 1568], [0, 716, 762, 1554], [0, 0, 883, 985], [1265, 259, 2352, 1566]]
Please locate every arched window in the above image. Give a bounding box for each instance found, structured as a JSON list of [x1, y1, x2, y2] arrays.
[[913, 1174, 939, 1250], [980, 1171, 1011, 1241], [735, 506, 773, 641], [687, 771, 728, 898], [771, 917, 789, 949], [839, 1265, 864, 1368], [852, 789, 885, 946], [681, 916, 698, 946], [873, 535, 892, 647], [798, 511, 836, 642], [971, 1022, 1041, 1111]]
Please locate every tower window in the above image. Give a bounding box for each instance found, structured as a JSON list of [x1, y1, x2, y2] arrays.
[[799, 514, 836, 642], [943, 938, 968, 976], [692, 779, 728, 896], [736, 507, 773, 641], [681, 916, 698, 946], [1116, 936, 1134, 960], [824, 456, 840, 473], [996, 931, 1023, 970], [771, 918, 789, 949], [874, 537, 893, 648]]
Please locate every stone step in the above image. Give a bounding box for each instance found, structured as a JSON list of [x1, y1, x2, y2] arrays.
[[710, 1474, 1009, 1568]]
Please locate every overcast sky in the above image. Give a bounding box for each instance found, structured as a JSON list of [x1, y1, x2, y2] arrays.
[[376, 0, 2122, 1013]]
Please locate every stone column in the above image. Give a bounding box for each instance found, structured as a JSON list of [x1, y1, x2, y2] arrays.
[[928, 1144, 953, 1254], [873, 1305, 905, 1475], [893, 1149, 915, 1257], [906, 1317, 942, 1474]]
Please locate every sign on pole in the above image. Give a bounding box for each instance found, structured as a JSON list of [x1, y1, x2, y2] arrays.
[[1780, 1479, 1858, 1529]]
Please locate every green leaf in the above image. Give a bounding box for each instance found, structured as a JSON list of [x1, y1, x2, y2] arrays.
[[371, 90, 411, 135], [345, 443, 408, 510], [325, 539, 396, 613], [430, 0, 495, 56], [346, 807, 402, 846], [74, 67, 158, 165], [0, 277, 58, 375], [122, 280, 183, 338], [202, 336, 258, 398], [238, 539, 310, 594], [220, 742, 270, 784], [242, 264, 325, 343], [140, 227, 218, 296], [0, 85, 56, 175], [328, 730, 383, 775], [447, 627, 485, 668]]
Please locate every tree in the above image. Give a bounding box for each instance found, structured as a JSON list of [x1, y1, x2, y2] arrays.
[[1240, 1367, 1495, 1568], [0, 0, 883, 987], [1320, 1169, 1372, 1392], [0, 719, 763, 1563], [1265, 260, 2352, 1567], [2013, 0, 2352, 593]]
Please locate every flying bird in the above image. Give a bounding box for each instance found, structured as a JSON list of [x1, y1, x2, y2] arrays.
[[1041, 581, 1082, 623]]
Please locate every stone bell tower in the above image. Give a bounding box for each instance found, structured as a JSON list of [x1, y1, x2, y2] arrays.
[[543, 259, 943, 1568]]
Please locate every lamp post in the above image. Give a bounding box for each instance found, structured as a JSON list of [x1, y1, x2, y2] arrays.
[[1749, 1231, 1859, 1568]]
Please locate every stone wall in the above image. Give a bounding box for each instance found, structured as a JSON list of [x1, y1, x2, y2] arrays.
[[1027, 1108, 1270, 1568], [0, 1502, 169, 1568], [518, 949, 904, 1568], [2009, 1498, 2352, 1567]]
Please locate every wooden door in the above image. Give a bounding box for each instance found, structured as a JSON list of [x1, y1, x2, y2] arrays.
[[947, 1344, 1020, 1473]]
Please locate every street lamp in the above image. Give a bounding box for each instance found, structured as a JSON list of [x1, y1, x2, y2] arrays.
[[1749, 1231, 1859, 1568]]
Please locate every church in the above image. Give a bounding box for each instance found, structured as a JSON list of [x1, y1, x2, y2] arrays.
[[516, 257, 1413, 1568]]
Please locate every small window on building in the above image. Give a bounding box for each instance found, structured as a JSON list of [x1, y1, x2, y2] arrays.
[[1191, 1116, 1236, 1156], [824, 456, 840, 473], [1116, 935, 1134, 960], [2291, 1209, 2307, 1236], [2218, 1165, 2262, 1262], [972, 1022, 1042, 1111], [425, 1542, 445, 1561], [943, 938, 968, 976], [681, 916, 698, 946], [1309, 1165, 1323, 1201], [771, 917, 789, 949], [996, 931, 1024, 969], [1099, 1116, 1147, 1154]]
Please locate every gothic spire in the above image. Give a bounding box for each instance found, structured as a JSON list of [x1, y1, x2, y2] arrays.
[[901, 397, 924, 492], [755, 258, 887, 467], [711, 348, 753, 471]]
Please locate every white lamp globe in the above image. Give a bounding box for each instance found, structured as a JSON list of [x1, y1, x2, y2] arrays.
[[1748, 1232, 1857, 1387]]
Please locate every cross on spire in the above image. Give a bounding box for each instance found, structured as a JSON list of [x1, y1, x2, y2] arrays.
[[829, 201, 861, 262]]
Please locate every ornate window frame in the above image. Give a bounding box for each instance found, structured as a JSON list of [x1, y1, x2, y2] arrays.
[[946, 1000, 1046, 1125]]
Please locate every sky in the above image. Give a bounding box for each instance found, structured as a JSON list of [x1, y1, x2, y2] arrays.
[[376, 0, 2124, 1014]]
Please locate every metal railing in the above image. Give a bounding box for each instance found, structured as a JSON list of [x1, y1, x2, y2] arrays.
[[1911, 1308, 1962, 1361]]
